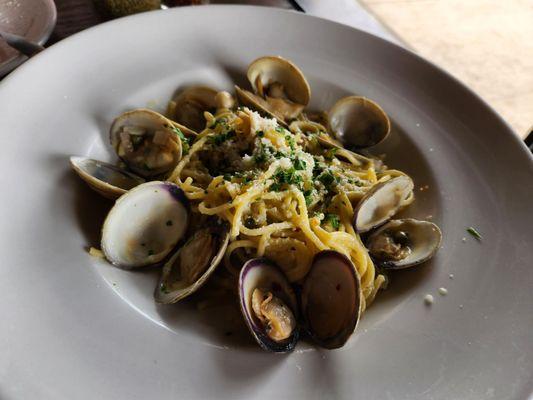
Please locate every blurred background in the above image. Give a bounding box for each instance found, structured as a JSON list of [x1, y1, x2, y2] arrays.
[[1, 0, 531, 139]]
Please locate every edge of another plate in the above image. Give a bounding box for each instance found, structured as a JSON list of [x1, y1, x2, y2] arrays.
[[0, 0, 57, 77]]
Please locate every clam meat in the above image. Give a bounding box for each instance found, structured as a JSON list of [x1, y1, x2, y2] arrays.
[[110, 108, 192, 177], [239, 258, 299, 352], [367, 218, 442, 269], [168, 86, 218, 132], [154, 220, 230, 304], [236, 56, 311, 124]]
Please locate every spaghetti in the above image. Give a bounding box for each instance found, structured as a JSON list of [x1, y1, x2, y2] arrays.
[[169, 107, 413, 310]]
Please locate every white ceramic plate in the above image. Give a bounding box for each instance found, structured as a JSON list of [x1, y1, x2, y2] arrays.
[[0, 6, 531, 400], [0, 0, 56, 76]]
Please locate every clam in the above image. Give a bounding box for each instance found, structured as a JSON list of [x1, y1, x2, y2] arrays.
[[301, 251, 363, 349], [168, 86, 218, 132], [367, 219, 442, 269], [238, 258, 299, 352], [236, 56, 311, 124], [70, 156, 145, 200], [110, 109, 194, 178], [329, 96, 391, 148], [248, 56, 311, 106], [354, 175, 414, 233], [101, 181, 189, 269], [154, 220, 230, 304]]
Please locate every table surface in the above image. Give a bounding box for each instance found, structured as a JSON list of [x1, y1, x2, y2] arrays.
[[359, 0, 533, 139]]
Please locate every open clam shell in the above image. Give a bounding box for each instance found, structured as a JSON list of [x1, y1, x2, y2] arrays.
[[70, 156, 145, 200], [367, 219, 442, 269], [168, 86, 218, 132], [110, 108, 192, 178], [236, 56, 311, 124], [101, 181, 189, 269], [329, 96, 391, 149], [301, 250, 362, 349], [247, 56, 311, 106], [238, 258, 299, 353], [354, 175, 414, 233], [154, 220, 230, 304]]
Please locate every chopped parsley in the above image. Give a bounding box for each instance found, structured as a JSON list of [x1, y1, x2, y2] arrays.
[[347, 178, 363, 187], [293, 158, 307, 170], [285, 134, 296, 150], [210, 130, 235, 146], [257, 130, 264, 137], [317, 170, 337, 188], [210, 117, 228, 128], [166, 220, 173, 226], [222, 171, 254, 184], [466, 227, 482, 241], [270, 182, 282, 191], [253, 143, 277, 164], [324, 214, 340, 229], [269, 167, 304, 191], [274, 167, 302, 186], [312, 161, 325, 177], [324, 147, 338, 160], [172, 126, 190, 155], [274, 150, 287, 159], [148, 249, 154, 256], [253, 150, 268, 164], [303, 189, 314, 205]]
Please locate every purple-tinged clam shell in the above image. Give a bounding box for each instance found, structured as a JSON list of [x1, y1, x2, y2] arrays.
[[301, 250, 362, 349], [70, 156, 145, 200], [238, 258, 299, 353]]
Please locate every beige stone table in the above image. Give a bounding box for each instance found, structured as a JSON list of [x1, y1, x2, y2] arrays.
[[359, 0, 533, 139]]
